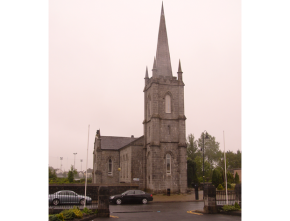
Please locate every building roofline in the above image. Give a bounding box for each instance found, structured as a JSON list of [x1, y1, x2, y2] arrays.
[[119, 135, 144, 150]]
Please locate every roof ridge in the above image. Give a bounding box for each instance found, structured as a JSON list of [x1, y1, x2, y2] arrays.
[[100, 136, 137, 138]]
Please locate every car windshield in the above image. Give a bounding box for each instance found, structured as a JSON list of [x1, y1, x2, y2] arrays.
[[122, 191, 129, 195]]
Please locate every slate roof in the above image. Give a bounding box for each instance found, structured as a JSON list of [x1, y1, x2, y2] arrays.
[[100, 136, 139, 150]]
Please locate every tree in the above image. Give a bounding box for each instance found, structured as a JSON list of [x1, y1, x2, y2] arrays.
[[235, 150, 241, 169], [227, 171, 234, 183], [187, 134, 201, 161], [68, 165, 77, 183], [197, 132, 222, 167], [212, 168, 224, 187], [217, 150, 242, 175], [187, 159, 199, 187], [212, 169, 219, 187], [49, 166, 57, 180], [234, 172, 240, 184]]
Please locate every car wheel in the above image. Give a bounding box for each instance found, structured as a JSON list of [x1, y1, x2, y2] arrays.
[[142, 198, 148, 204], [116, 199, 122, 205], [52, 199, 59, 206], [80, 199, 85, 205]]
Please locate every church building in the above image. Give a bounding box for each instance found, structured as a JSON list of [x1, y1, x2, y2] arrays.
[[93, 3, 187, 193]]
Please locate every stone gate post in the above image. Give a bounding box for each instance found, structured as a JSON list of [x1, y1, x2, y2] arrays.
[[97, 186, 110, 217], [203, 184, 217, 213], [235, 183, 241, 208]]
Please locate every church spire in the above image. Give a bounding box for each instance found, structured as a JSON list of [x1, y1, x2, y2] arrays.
[[145, 66, 149, 85], [155, 2, 172, 77], [177, 59, 183, 81], [145, 66, 149, 79], [178, 59, 183, 73], [152, 57, 157, 76]]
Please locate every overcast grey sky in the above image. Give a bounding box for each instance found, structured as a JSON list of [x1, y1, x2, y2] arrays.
[[49, 0, 241, 171]]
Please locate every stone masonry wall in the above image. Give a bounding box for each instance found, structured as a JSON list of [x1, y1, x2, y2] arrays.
[[131, 145, 144, 188], [143, 76, 186, 194], [94, 150, 120, 185], [120, 146, 131, 183]]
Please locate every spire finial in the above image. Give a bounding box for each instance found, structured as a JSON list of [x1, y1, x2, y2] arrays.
[[178, 59, 183, 73], [145, 66, 149, 78], [161, 1, 164, 15], [152, 57, 157, 77], [153, 57, 157, 69]]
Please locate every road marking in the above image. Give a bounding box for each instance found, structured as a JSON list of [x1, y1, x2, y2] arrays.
[[187, 210, 203, 215], [110, 215, 119, 218]]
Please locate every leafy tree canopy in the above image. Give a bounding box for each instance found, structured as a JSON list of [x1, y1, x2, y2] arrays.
[[187, 134, 201, 161], [49, 167, 57, 179], [197, 132, 223, 166], [68, 165, 77, 183]]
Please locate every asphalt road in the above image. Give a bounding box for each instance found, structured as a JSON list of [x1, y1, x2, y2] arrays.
[[92, 202, 241, 221]]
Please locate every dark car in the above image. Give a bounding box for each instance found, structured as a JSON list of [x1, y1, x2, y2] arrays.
[[49, 190, 92, 206], [110, 190, 153, 205]]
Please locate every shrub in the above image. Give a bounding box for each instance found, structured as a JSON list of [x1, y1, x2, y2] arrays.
[[222, 182, 231, 189], [234, 172, 240, 184], [94, 209, 98, 214], [71, 206, 83, 219], [82, 207, 93, 215], [234, 202, 240, 209], [61, 209, 75, 220], [222, 205, 239, 211], [55, 213, 64, 221], [49, 215, 62, 221], [217, 184, 223, 190]]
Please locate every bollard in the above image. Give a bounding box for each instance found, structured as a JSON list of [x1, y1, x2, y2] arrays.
[[167, 188, 170, 196], [194, 183, 199, 200]]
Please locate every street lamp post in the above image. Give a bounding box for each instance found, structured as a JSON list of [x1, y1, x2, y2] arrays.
[[201, 131, 209, 198], [73, 153, 77, 170], [80, 159, 83, 172]]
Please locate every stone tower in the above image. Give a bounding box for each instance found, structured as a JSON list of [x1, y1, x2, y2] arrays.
[[143, 3, 187, 193]]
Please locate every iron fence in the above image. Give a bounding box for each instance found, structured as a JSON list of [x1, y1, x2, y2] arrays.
[[48, 190, 98, 210], [216, 190, 236, 205]]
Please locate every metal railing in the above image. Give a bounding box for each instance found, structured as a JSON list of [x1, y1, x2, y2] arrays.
[[216, 190, 236, 205]]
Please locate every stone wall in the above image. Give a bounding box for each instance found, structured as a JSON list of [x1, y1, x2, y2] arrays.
[[120, 146, 131, 183], [49, 184, 139, 201], [95, 150, 120, 185], [143, 75, 187, 194], [131, 145, 144, 189]]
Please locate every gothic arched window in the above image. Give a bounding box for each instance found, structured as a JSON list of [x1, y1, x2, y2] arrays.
[[108, 159, 112, 175], [166, 154, 171, 174], [148, 96, 151, 117], [165, 94, 171, 113]]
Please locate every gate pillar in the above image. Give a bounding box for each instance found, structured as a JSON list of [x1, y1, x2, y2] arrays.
[[97, 186, 110, 217], [203, 184, 218, 213]]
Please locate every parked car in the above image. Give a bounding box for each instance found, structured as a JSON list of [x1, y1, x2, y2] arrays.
[[109, 190, 153, 205], [49, 190, 92, 206]]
